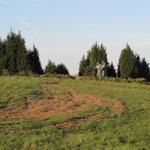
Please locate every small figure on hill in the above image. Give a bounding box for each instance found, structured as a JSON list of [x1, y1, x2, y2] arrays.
[[96, 61, 106, 77]]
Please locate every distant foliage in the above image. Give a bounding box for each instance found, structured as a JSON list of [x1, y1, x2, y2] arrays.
[[0, 39, 6, 73], [45, 60, 56, 74], [107, 63, 116, 77], [139, 58, 150, 80], [79, 43, 150, 80], [0, 30, 150, 80], [0, 31, 43, 75], [55, 63, 69, 75], [45, 60, 69, 75], [118, 44, 136, 79], [79, 43, 108, 76], [79, 55, 88, 76], [118, 44, 150, 80], [6, 31, 28, 73], [27, 45, 43, 74]]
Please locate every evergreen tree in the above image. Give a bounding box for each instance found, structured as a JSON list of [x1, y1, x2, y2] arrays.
[[79, 42, 108, 76], [131, 54, 141, 78], [79, 55, 88, 76], [27, 50, 34, 71], [0, 39, 6, 73], [107, 63, 116, 77], [118, 44, 136, 79], [6, 31, 27, 73], [6, 32, 18, 73], [16, 32, 27, 72], [140, 58, 150, 80], [27, 45, 43, 74], [87, 43, 108, 76], [99, 44, 108, 64], [117, 63, 121, 77], [55, 63, 69, 75], [45, 60, 56, 74], [0, 31, 45, 75]]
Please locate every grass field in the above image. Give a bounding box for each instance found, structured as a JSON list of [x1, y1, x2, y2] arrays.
[[0, 76, 150, 150]]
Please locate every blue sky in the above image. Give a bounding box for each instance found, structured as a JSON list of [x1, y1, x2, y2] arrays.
[[0, 0, 150, 74]]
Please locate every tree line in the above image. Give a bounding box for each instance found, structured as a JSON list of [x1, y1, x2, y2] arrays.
[[0, 31, 69, 75], [0, 31, 149, 80], [79, 43, 150, 81]]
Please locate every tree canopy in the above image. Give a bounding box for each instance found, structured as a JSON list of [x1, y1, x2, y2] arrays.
[[118, 44, 136, 79], [45, 60, 56, 74], [79, 43, 108, 76], [0, 31, 43, 75], [118, 44, 150, 80], [0, 31, 150, 80]]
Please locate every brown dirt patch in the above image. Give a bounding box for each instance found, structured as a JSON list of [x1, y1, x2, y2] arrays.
[[111, 100, 125, 113], [0, 93, 125, 122]]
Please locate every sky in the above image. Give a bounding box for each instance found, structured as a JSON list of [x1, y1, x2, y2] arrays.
[[0, 0, 150, 75]]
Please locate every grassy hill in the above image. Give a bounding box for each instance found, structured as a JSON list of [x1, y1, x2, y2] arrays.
[[0, 76, 150, 150]]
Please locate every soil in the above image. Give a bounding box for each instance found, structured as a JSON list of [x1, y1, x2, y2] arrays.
[[0, 93, 125, 121]]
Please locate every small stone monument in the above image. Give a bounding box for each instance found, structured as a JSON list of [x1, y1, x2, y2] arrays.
[[96, 61, 106, 77]]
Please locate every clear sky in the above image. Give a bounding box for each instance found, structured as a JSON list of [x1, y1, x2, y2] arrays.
[[0, 0, 150, 74]]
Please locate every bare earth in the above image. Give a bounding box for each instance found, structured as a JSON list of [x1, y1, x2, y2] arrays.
[[0, 93, 124, 121]]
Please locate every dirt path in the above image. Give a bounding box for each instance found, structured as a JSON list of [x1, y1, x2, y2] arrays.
[[0, 93, 125, 120]]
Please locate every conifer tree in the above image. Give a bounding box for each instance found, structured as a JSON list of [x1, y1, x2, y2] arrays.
[[79, 42, 108, 76], [131, 54, 141, 78], [107, 63, 116, 77], [0, 39, 6, 73], [6, 31, 27, 73], [140, 58, 150, 80], [27, 45, 43, 74], [45, 60, 56, 74], [55, 63, 69, 75], [117, 63, 121, 77], [79, 55, 88, 76], [16, 32, 27, 72], [118, 44, 136, 79]]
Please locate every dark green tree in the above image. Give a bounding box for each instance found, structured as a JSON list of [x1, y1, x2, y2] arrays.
[[27, 50, 34, 71], [79, 55, 88, 76], [117, 63, 121, 77], [55, 63, 69, 75], [27, 45, 43, 74], [140, 58, 150, 80], [118, 44, 136, 79], [0, 39, 6, 73], [107, 63, 116, 77], [16, 32, 27, 72], [6, 31, 27, 73], [45, 60, 56, 74], [131, 54, 141, 78]]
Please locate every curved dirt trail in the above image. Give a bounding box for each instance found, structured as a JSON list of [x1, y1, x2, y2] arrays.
[[0, 93, 124, 120]]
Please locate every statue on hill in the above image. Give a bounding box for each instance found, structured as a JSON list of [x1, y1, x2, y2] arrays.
[[96, 61, 107, 77]]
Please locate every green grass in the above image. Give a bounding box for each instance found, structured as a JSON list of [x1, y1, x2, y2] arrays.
[[0, 76, 150, 150]]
